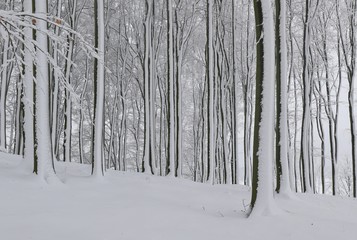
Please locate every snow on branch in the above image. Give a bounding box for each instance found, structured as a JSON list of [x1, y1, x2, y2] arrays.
[[0, 10, 99, 102]]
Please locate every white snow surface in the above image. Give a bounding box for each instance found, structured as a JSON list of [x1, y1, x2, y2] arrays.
[[1, 152, 357, 240]]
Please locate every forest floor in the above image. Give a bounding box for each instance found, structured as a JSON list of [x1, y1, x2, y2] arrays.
[[1, 152, 357, 240]]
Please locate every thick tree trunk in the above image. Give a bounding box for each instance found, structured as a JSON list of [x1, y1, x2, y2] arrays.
[[34, 0, 56, 179], [250, 0, 276, 216]]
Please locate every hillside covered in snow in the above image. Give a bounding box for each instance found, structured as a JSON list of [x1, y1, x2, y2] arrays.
[[1, 152, 356, 240]]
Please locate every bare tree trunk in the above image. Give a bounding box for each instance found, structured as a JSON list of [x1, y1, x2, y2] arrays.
[[92, 0, 105, 177], [167, 0, 175, 177], [206, 0, 215, 184], [0, 26, 9, 151], [143, 0, 155, 174]]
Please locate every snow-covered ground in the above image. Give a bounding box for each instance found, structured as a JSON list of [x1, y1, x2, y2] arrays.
[[1, 152, 356, 240]]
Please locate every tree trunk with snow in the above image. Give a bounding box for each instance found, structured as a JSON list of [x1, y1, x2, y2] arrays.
[[23, 0, 35, 163], [63, 0, 77, 163], [143, 0, 155, 174], [206, 0, 215, 185], [92, 0, 105, 177], [50, 0, 62, 162], [300, 0, 313, 193], [347, 1, 357, 199], [250, 0, 276, 216], [275, 0, 291, 196], [34, 0, 56, 179], [0, 24, 9, 151], [231, 0, 239, 185], [174, 32, 183, 179], [167, 0, 175, 177]]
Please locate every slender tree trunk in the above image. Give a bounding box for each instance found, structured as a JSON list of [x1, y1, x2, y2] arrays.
[[275, 0, 291, 195], [23, 0, 34, 162], [0, 26, 9, 151], [175, 46, 183, 178], [231, 0, 239, 185], [92, 0, 105, 177], [143, 0, 154, 174], [206, 0, 215, 185], [167, 0, 175, 177], [50, 0, 62, 162], [300, 0, 312, 193], [63, 1, 76, 163]]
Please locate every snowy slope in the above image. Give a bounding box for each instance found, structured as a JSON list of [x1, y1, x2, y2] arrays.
[[0, 152, 356, 240]]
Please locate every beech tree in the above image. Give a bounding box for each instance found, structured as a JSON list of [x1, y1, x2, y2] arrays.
[[143, 0, 155, 175], [206, 0, 215, 184], [275, 0, 291, 195], [250, 0, 276, 216], [92, 0, 105, 177], [22, 0, 35, 164], [33, 0, 56, 179], [167, 0, 175, 177], [63, 0, 77, 163]]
